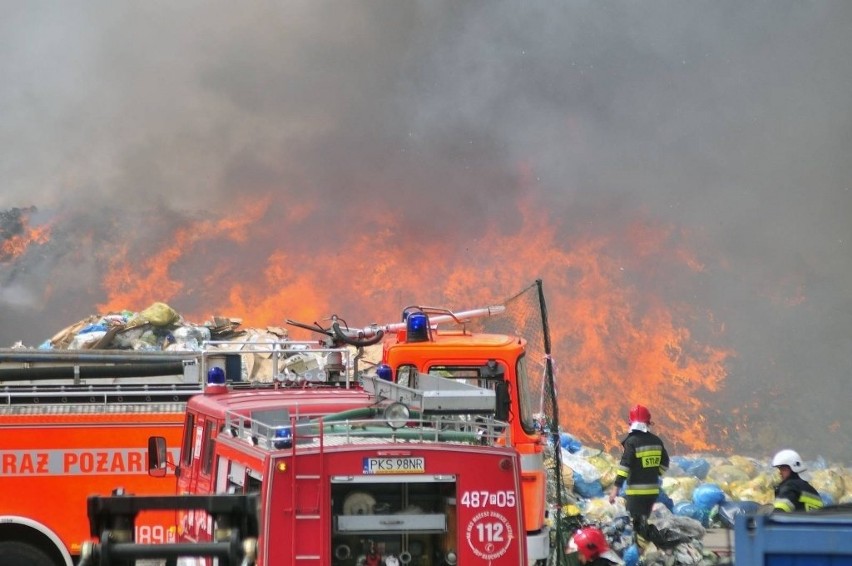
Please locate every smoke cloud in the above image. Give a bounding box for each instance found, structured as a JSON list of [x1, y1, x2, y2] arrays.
[[2, 2, 851, 462]]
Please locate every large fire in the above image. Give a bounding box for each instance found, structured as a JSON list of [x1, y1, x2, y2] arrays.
[[0, 208, 52, 263], [2, 197, 732, 455]]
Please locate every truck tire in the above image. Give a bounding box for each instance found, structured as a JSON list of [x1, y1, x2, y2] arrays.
[[0, 541, 57, 566]]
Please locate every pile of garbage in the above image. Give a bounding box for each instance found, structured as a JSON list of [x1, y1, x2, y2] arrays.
[[26, 302, 286, 352], [548, 432, 852, 565], [3, 302, 331, 383]]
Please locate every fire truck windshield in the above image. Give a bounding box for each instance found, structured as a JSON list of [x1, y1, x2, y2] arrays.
[[423, 360, 537, 434]]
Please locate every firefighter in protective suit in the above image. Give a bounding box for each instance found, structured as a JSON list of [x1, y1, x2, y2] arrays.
[[566, 526, 624, 565], [772, 449, 824, 512], [608, 404, 669, 541]]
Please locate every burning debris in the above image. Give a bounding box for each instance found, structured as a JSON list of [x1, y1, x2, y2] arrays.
[[1, 206, 49, 263]]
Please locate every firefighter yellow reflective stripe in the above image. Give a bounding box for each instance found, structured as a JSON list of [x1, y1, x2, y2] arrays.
[[635, 445, 663, 454], [635, 447, 663, 468], [626, 487, 660, 496], [625, 482, 660, 496], [616, 466, 629, 479], [774, 498, 795, 512], [800, 493, 823, 511]]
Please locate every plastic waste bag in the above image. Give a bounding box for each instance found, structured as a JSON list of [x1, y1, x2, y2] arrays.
[[562, 451, 603, 482], [622, 544, 640, 566], [169, 324, 212, 351], [68, 330, 107, 349], [650, 515, 706, 544], [129, 302, 181, 328], [560, 432, 583, 453], [716, 500, 762, 529], [583, 498, 618, 523], [662, 476, 700, 503], [656, 490, 674, 511], [645, 522, 693, 549], [673, 501, 707, 524], [728, 455, 759, 478], [586, 451, 618, 488], [810, 468, 846, 503], [706, 464, 750, 492], [573, 470, 604, 498], [693, 483, 726, 510], [671, 456, 710, 480], [730, 472, 776, 505]]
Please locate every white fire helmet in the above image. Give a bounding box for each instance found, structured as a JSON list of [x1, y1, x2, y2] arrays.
[[772, 449, 806, 473]]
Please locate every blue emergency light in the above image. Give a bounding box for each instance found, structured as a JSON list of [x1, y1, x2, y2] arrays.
[[207, 366, 226, 385], [405, 312, 429, 342], [376, 364, 393, 381], [273, 426, 293, 449]]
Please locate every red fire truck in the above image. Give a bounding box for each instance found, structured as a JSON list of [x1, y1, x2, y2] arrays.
[[287, 306, 550, 564], [0, 349, 202, 566], [145, 339, 529, 565]]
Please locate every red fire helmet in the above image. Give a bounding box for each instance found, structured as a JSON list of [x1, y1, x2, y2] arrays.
[[629, 404, 652, 425], [571, 527, 609, 561]]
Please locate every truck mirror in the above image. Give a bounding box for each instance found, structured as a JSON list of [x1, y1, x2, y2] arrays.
[[147, 436, 168, 477], [495, 381, 511, 422]]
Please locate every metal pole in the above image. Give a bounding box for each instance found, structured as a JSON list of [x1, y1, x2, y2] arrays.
[[536, 279, 564, 566]]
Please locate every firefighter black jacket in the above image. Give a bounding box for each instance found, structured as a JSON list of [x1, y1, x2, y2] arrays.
[[774, 474, 823, 512], [614, 430, 670, 496]]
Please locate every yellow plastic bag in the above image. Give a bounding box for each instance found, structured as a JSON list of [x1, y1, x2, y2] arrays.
[[662, 476, 699, 503], [706, 464, 750, 493], [587, 452, 618, 488], [131, 302, 181, 328], [810, 469, 845, 503], [728, 455, 758, 479], [731, 472, 776, 505]]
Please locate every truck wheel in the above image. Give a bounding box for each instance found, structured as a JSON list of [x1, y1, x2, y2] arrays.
[[0, 541, 57, 566]]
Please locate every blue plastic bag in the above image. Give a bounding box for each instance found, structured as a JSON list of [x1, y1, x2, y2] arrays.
[[622, 544, 640, 566], [671, 455, 710, 479], [693, 483, 726, 510], [673, 501, 709, 525], [573, 471, 604, 498], [559, 432, 583, 453]]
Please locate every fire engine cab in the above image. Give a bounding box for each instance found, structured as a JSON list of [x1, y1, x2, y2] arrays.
[[288, 306, 550, 564], [149, 340, 529, 565]]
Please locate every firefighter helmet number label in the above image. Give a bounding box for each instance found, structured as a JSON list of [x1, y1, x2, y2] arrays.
[[363, 457, 425, 474], [466, 510, 514, 560]]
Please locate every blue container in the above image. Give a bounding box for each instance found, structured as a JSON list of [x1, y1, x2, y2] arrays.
[[735, 513, 852, 565]]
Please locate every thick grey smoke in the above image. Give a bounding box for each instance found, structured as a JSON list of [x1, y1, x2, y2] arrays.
[[2, 2, 851, 462]]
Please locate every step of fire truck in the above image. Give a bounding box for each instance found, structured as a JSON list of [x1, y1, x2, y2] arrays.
[[292, 435, 325, 563]]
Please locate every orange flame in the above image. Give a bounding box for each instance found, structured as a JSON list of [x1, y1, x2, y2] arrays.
[[1, 224, 51, 262], [90, 192, 731, 453]]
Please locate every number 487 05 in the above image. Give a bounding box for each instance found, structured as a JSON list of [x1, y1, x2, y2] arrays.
[[460, 490, 516, 508]]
